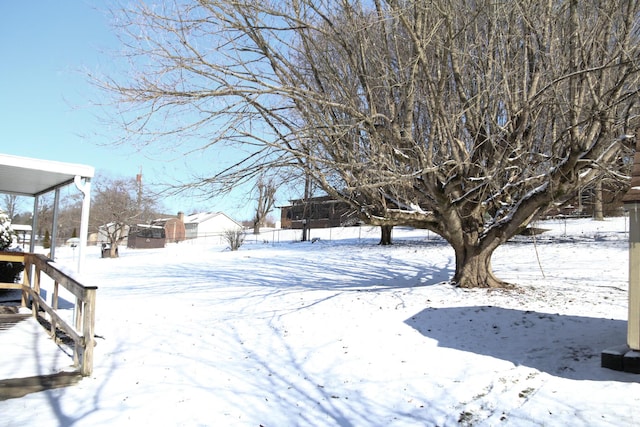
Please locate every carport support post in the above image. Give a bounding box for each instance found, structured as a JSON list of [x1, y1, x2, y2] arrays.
[[628, 204, 640, 351], [602, 137, 640, 373], [74, 175, 91, 274], [49, 187, 61, 261]]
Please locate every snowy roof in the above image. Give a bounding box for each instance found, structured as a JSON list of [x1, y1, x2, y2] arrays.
[[184, 211, 224, 224], [0, 153, 95, 197], [11, 224, 32, 232], [152, 215, 182, 224], [182, 211, 243, 229]]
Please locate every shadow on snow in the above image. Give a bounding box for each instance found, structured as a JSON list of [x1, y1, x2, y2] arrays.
[[405, 305, 632, 382], [103, 239, 455, 298]]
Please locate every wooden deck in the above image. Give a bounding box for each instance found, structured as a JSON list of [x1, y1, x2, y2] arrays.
[[0, 251, 97, 400], [0, 302, 82, 400]]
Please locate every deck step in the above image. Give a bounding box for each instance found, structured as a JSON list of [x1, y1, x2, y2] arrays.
[[0, 371, 82, 401], [0, 312, 30, 330]]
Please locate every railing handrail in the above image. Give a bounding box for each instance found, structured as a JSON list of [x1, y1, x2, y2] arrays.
[[27, 253, 98, 294], [0, 250, 97, 376]]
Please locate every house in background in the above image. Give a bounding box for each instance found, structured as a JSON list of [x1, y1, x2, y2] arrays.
[[97, 223, 130, 246], [127, 224, 166, 249], [95, 211, 241, 249], [183, 211, 243, 241], [280, 196, 359, 229], [11, 224, 32, 249], [151, 212, 187, 243]]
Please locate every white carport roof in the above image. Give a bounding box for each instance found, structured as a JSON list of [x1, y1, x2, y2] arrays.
[[0, 153, 94, 272], [0, 153, 94, 197]]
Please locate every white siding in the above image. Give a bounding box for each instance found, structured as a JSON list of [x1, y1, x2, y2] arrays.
[[183, 212, 243, 240]]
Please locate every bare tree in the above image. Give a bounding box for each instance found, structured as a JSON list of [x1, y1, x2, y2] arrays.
[[100, 0, 640, 287], [1, 194, 19, 220], [90, 174, 159, 257], [36, 194, 54, 246], [56, 195, 82, 243], [252, 176, 277, 234], [223, 228, 245, 251]]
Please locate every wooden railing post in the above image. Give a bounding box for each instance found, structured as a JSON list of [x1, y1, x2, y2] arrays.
[[50, 280, 59, 339], [21, 257, 31, 308], [32, 267, 41, 318], [81, 289, 96, 376]]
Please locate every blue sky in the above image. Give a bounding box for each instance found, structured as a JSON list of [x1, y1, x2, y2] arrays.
[[0, 1, 262, 220]]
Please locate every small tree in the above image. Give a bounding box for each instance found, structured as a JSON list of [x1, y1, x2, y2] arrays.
[[0, 209, 23, 283], [2, 194, 19, 220], [42, 229, 51, 250], [223, 228, 245, 251], [91, 174, 161, 258], [253, 177, 277, 235], [0, 211, 14, 250]]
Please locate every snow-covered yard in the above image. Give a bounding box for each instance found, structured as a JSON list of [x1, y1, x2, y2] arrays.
[[1, 217, 638, 426]]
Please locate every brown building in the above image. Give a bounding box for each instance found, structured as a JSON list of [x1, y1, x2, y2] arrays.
[[280, 196, 360, 229], [127, 212, 187, 249], [152, 212, 187, 243], [127, 224, 166, 249]]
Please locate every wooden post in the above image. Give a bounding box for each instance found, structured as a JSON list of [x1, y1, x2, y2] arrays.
[[75, 296, 83, 331], [74, 296, 83, 369], [32, 268, 41, 318], [20, 257, 30, 308], [80, 289, 96, 376], [50, 281, 59, 339]]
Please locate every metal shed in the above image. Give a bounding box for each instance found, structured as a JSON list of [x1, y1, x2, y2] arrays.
[[0, 153, 94, 272]]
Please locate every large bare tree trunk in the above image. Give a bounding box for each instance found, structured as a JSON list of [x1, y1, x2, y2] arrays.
[[594, 180, 604, 221], [109, 244, 119, 258], [452, 244, 504, 289], [379, 225, 393, 246]]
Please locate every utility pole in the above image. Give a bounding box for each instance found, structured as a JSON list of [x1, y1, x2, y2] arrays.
[[301, 171, 311, 242], [136, 167, 143, 212]]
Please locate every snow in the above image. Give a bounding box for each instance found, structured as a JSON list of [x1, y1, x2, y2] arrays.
[[1, 217, 639, 426]]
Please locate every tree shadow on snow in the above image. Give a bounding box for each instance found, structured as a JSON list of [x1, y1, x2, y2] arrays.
[[405, 305, 636, 382], [113, 240, 455, 297]]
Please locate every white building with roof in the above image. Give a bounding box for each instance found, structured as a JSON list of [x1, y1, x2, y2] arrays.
[[183, 212, 243, 241]]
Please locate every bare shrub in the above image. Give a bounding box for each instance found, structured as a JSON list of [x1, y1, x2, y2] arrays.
[[224, 228, 245, 251]]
